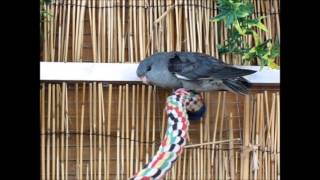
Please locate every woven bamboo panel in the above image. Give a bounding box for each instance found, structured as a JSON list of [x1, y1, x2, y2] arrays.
[[40, 0, 280, 179]]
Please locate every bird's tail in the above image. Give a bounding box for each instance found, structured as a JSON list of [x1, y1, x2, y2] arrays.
[[223, 77, 252, 95]]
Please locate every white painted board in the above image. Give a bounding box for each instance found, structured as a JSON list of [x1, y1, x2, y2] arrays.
[[40, 62, 279, 84]]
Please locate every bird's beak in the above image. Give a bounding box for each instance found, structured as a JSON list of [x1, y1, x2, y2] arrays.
[[140, 76, 149, 84]]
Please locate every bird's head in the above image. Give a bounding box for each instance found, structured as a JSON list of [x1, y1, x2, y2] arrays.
[[136, 58, 153, 84]]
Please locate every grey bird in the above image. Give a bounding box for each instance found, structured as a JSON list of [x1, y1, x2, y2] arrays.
[[136, 51, 257, 95]]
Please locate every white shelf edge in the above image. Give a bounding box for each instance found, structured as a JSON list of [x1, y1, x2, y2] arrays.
[[40, 62, 279, 85]]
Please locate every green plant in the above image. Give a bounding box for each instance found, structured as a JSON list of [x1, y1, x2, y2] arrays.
[[40, 0, 52, 51], [211, 0, 280, 69], [40, 0, 53, 22]]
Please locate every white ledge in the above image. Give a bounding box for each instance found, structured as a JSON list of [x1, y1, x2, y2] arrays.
[[40, 62, 279, 85]]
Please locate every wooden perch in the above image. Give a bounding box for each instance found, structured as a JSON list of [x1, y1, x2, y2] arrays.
[[40, 62, 280, 85]]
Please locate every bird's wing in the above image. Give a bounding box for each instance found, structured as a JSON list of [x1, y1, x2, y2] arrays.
[[167, 52, 256, 80]]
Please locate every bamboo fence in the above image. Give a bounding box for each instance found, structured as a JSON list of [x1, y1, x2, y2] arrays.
[[40, 0, 280, 179]]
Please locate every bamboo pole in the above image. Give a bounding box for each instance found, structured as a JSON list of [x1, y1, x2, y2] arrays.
[[57, 155, 60, 180], [106, 84, 112, 179], [86, 164, 89, 180], [122, 0, 126, 62], [102, 0, 106, 62], [41, 84, 45, 180], [117, 0, 122, 62], [259, 93, 264, 180], [98, 83, 102, 180], [129, 85, 135, 176], [132, 0, 138, 61], [241, 95, 250, 179], [63, 0, 71, 62], [160, 102, 166, 139], [42, 2, 48, 61], [50, 1, 57, 61], [93, 82, 97, 180], [197, 148, 201, 180], [128, 0, 134, 63], [224, 151, 229, 179], [65, 84, 69, 180], [204, 92, 211, 179], [253, 93, 261, 180], [229, 113, 235, 180], [191, 0, 196, 51], [219, 92, 227, 178], [193, 149, 197, 180], [189, 150, 192, 179], [61, 0, 67, 60], [197, 0, 203, 52], [56, 85, 60, 180], [125, 84, 130, 179], [276, 92, 280, 180], [176, 151, 181, 179], [215, 144, 219, 180], [145, 85, 152, 162], [101, 85, 106, 180], [52, 84, 56, 179], [182, 148, 187, 180], [57, 2, 62, 61], [88, 1, 95, 179], [235, 152, 238, 175], [71, 0, 76, 60], [61, 83, 66, 180], [184, 1, 190, 51], [78, 0, 86, 62], [106, 0, 111, 61], [79, 83, 86, 180], [148, 0, 154, 55], [151, 86, 156, 155], [116, 85, 122, 179], [135, 85, 140, 173], [139, 85, 146, 168], [185, 139, 240, 148], [211, 92, 221, 168], [89, 83, 93, 180], [270, 93, 276, 180], [97, 0, 102, 62], [204, 0, 210, 54], [61, 162, 65, 180], [198, 93, 203, 180], [75, 83, 79, 179], [120, 86, 125, 179], [275, 0, 280, 40]]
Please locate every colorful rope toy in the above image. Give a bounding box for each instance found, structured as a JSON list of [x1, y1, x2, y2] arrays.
[[130, 88, 205, 180]]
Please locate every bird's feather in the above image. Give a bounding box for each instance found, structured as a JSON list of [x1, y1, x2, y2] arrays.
[[168, 52, 256, 80]]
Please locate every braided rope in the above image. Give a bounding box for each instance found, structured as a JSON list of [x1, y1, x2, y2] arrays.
[[130, 88, 204, 180]]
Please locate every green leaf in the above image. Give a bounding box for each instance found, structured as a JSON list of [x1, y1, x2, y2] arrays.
[[233, 19, 245, 35], [246, 19, 259, 28], [252, 31, 260, 45], [236, 3, 254, 18], [44, 0, 52, 4], [226, 13, 235, 28], [256, 22, 268, 32], [42, 11, 53, 17], [269, 61, 279, 69], [210, 13, 226, 22], [246, 16, 268, 32]]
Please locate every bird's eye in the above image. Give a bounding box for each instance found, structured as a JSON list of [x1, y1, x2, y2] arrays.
[[147, 66, 152, 71]]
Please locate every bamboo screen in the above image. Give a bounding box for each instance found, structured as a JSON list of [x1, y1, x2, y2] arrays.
[[40, 0, 280, 179]]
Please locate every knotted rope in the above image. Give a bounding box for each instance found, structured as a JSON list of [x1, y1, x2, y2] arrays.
[[130, 88, 205, 180]]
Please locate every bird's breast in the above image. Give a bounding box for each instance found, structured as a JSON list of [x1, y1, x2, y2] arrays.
[[146, 71, 182, 89]]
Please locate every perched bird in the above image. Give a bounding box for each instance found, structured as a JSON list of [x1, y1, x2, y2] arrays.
[[136, 51, 256, 95]]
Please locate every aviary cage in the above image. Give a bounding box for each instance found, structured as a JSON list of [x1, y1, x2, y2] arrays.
[[40, 0, 280, 179]]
